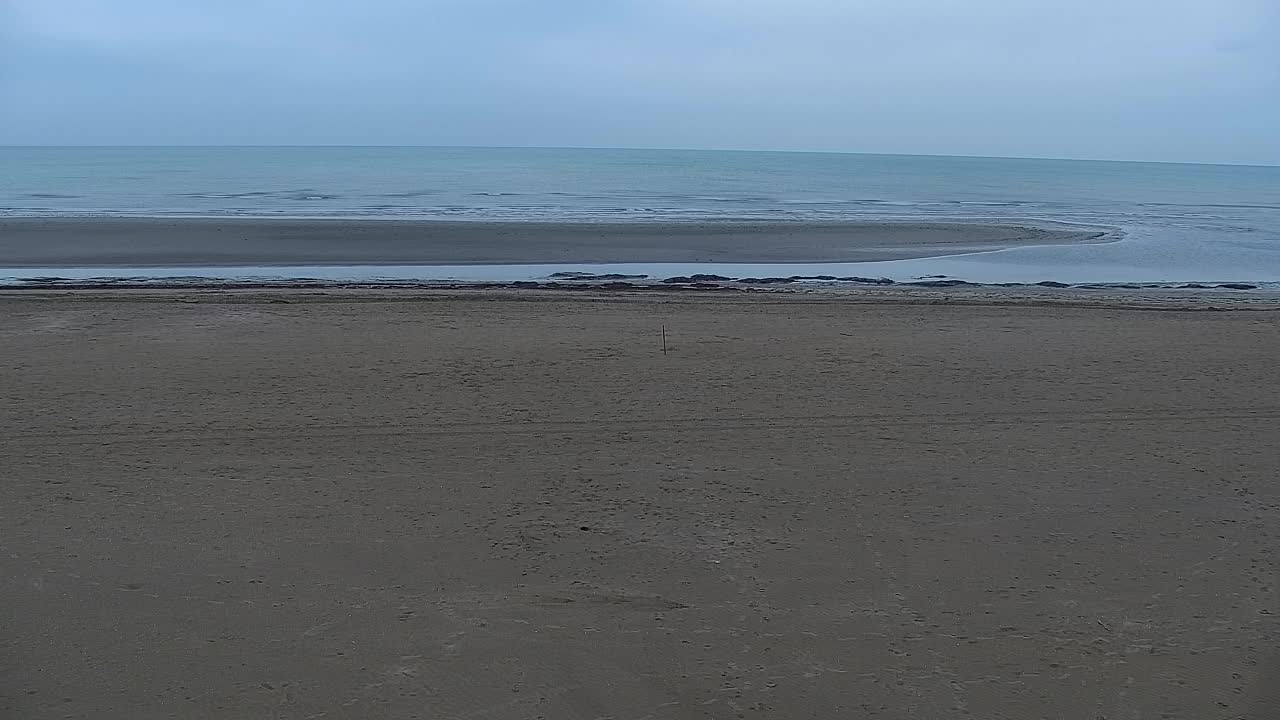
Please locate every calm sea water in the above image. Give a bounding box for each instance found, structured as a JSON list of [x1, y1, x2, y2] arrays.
[[3, 146, 1279, 283]]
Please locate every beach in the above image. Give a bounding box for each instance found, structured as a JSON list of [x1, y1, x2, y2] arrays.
[[3, 288, 1279, 719], [0, 218, 1106, 267]]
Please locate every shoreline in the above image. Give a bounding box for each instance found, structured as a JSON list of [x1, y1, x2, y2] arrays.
[[4, 285, 1279, 311], [0, 217, 1111, 268], [2, 268, 1271, 294]]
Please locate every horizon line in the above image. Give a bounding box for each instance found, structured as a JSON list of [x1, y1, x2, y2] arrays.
[[2, 143, 1277, 169]]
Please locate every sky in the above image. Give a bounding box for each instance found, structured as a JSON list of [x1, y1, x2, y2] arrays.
[[2, 0, 1277, 164]]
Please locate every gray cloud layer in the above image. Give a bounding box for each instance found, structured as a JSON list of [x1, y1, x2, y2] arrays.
[[3, 0, 1277, 163]]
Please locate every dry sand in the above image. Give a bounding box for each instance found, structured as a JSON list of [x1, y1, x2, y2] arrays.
[[3, 289, 1279, 719], [0, 218, 1106, 266]]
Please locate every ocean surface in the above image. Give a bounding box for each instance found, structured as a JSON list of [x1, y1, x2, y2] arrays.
[[3, 146, 1279, 284]]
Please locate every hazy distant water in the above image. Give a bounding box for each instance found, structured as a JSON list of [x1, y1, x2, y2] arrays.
[[3, 146, 1279, 282]]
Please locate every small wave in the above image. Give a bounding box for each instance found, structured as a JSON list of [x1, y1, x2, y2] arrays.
[[178, 189, 341, 201], [1140, 202, 1280, 211], [180, 191, 276, 199], [952, 201, 1030, 207], [381, 190, 440, 198]]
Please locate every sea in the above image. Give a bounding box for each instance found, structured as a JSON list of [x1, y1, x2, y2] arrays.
[[3, 146, 1279, 285]]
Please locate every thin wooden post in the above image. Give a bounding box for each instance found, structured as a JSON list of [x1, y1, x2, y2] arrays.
[[662, 325, 667, 355]]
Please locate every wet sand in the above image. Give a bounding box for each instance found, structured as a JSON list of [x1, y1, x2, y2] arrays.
[[0, 218, 1106, 267], [3, 289, 1278, 719]]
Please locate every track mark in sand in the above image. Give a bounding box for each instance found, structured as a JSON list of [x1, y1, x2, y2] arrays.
[[529, 591, 689, 611], [6, 405, 1280, 447]]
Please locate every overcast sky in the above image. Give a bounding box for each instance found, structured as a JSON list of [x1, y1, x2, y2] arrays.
[[2, 0, 1277, 164]]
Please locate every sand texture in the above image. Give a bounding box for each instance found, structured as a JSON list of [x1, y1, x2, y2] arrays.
[[2, 290, 1278, 719], [0, 218, 1105, 266]]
